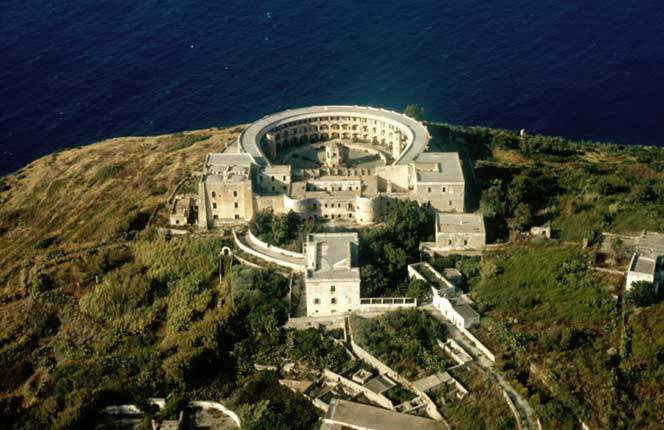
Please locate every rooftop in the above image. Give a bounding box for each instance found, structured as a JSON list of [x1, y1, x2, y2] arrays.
[[413, 152, 464, 183], [204, 153, 254, 182], [238, 105, 430, 166], [363, 375, 396, 394], [629, 253, 657, 275], [412, 371, 451, 393], [437, 213, 485, 234], [637, 231, 664, 256], [306, 233, 360, 280], [322, 399, 438, 430], [453, 303, 480, 320]]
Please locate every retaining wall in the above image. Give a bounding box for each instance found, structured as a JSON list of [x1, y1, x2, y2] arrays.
[[247, 229, 305, 259], [459, 327, 496, 362], [323, 369, 394, 410], [347, 329, 444, 422], [188, 401, 241, 428], [233, 230, 305, 272]]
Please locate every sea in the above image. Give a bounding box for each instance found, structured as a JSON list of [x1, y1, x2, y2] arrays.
[[1, 0, 663, 175]]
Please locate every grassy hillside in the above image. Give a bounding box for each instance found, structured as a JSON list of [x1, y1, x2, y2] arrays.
[[2, 120, 664, 429], [0, 127, 238, 294]]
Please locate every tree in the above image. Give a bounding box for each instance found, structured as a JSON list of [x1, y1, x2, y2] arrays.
[[626, 280, 657, 307], [513, 203, 533, 232], [404, 104, 424, 121], [480, 179, 508, 219], [406, 279, 430, 302]]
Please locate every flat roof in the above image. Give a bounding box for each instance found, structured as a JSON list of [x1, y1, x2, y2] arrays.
[[238, 106, 430, 167], [323, 399, 438, 430], [629, 253, 657, 275], [364, 375, 396, 394], [453, 303, 480, 320], [412, 372, 450, 392], [437, 213, 485, 234], [306, 233, 360, 280], [638, 231, 664, 255], [414, 152, 464, 183]]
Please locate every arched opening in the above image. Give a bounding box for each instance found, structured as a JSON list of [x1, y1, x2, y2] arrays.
[[321, 133, 330, 140], [331, 132, 340, 139], [299, 135, 308, 144], [309, 133, 319, 142]]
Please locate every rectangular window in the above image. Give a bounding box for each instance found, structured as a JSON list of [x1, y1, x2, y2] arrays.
[[212, 203, 217, 209], [234, 202, 239, 208], [211, 191, 216, 197], [233, 191, 238, 197], [464, 239, 468, 246], [314, 298, 320, 305], [234, 214, 240, 220], [428, 187, 432, 193], [449, 200, 453, 206], [283, 176, 286, 181], [442, 186, 447, 193], [213, 215, 218, 220], [331, 298, 337, 304]]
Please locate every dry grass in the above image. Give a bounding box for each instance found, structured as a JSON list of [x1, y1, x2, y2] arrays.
[[0, 126, 244, 293]]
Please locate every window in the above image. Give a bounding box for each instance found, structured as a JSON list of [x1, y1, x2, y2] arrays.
[[175, 220, 180, 225], [234, 214, 240, 220], [349, 214, 353, 218], [233, 191, 238, 197], [331, 298, 337, 304], [442, 186, 447, 193], [428, 187, 432, 193], [283, 176, 286, 181], [212, 203, 217, 209], [448, 240, 452, 245], [449, 200, 453, 206], [234, 202, 239, 208], [314, 298, 320, 305], [271, 176, 275, 181], [348, 203, 352, 209], [324, 203, 328, 208], [213, 215, 219, 220], [330, 285, 336, 292], [338, 203, 341, 208], [272, 186, 275, 191], [211, 191, 216, 197], [464, 239, 468, 246]]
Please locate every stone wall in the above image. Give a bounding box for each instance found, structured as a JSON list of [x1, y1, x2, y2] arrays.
[[458, 327, 496, 362], [323, 369, 394, 410], [233, 230, 305, 272], [247, 229, 304, 259], [347, 326, 444, 422], [188, 401, 241, 428]]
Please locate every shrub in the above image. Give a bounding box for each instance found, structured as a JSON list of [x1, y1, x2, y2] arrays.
[[91, 164, 122, 184], [169, 134, 211, 151], [625, 281, 657, 307]]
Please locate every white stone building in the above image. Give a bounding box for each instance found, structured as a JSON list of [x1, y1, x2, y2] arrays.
[[193, 106, 470, 230], [434, 213, 486, 251], [304, 233, 361, 317], [625, 231, 664, 292]]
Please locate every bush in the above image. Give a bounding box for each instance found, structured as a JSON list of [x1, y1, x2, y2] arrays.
[[625, 281, 657, 307], [91, 164, 122, 184]]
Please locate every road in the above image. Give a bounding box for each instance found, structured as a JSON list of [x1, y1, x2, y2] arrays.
[[422, 305, 540, 430]]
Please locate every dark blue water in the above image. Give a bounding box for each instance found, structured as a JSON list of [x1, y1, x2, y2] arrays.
[[2, 1, 663, 175]]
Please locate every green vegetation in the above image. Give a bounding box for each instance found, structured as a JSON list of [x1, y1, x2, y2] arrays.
[[625, 281, 658, 307], [4, 120, 664, 429], [90, 163, 123, 184], [249, 209, 313, 251], [471, 243, 622, 429], [351, 309, 447, 379], [169, 133, 211, 151], [404, 104, 425, 120], [360, 199, 434, 296]]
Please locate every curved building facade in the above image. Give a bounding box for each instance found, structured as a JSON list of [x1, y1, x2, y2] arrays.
[[238, 105, 431, 166]]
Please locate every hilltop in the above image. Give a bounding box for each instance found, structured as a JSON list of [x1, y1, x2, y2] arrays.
[[2, 122, 664, 429]]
